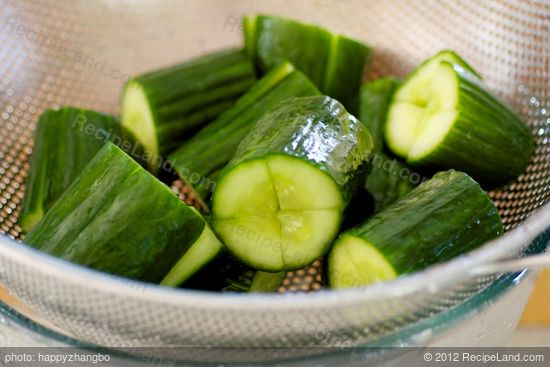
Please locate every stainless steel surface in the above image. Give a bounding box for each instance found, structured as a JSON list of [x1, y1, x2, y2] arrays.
[[471, 253, 550, 276], [0, 0, 548, 359], [0, 269, 541, 364]]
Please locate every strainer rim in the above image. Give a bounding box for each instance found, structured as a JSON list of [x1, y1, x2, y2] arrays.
[[0, 203, 548, 310]]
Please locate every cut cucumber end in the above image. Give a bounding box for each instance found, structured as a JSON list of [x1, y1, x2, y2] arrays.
[[386, 61, 459, 162], [121, 81, 158, 164], [214, 215, 284, 271], [328, 234, 397, 289], [160, 224, 224, 287], [212, 154, 344, 271], [19, 210, 43, 233]]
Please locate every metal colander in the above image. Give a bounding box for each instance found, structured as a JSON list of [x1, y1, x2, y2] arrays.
[[0, 0, 549, 362]]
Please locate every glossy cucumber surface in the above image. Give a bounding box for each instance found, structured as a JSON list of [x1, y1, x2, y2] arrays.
[[329, 170, 503, 289], [212, 95, 373, 271]]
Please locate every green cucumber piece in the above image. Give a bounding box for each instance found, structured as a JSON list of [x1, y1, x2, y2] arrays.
[[328, 170, 503, 289], [249, 271, 286, 292], [121, 49, 257, 163], [19, 107, 146, 232], [25, 142, 221, 282], [244, 14, 371, 110], [359, 78, 402, 152], [366, 153, 419, 213], [160, 222, 224, 287], [212, 96, 373, 271], [385, 50, 534, 186], [168, 62, 320, 204]]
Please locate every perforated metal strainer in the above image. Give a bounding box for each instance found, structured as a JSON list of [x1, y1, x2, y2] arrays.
[[0, 0, 549, 360]]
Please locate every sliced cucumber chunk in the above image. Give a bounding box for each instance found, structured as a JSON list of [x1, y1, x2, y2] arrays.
[[19, 107, 146, 232], [328, 170, 503, 289], [212, 96, 373, 271], [121, 49, 257, 164], [244, 14, 371, 110], [386, 50, 534, 186], [387, 59, 459, 158], [25, 143, 217, 283]]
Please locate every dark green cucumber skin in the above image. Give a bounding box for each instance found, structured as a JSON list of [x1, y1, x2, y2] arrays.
[[220, 95, 374, 205], [19, 108, 146, 232], [25, 143, 206, 282], [126, 48, 257, 155], [244, 15, 371, 110], [344, 170, 503, 275], [404, 62, 534, 187], [324, 36, 371, 115], [366, 153, 419, 213], [359, 78, 402, 152], [245, 15, 330, 88], [168, 62, 320, 201]]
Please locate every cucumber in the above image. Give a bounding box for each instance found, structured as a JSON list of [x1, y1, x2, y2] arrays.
[[328, 170, 503, 289], [366, 153, 419, 213], [168, 62, 320, 204], [385, 50, 534, 186], [121, 49, 257, 163], [359, 78, 402, 152], [249, 271, 286, 292], [212, 96, 373, 271], [244, 14, 371, 110], [19, 107, 146, 232], [25, 142, 223, 283], [160, 222, 224, 287]]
